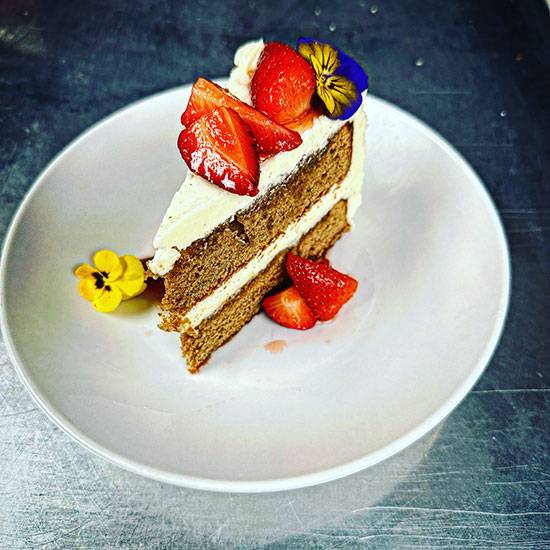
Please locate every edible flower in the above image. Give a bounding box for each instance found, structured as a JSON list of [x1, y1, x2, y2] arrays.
[[75, 250, 146, 313], [297, 38, 368, 120]]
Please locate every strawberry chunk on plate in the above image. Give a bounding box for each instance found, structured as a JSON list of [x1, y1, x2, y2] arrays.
[[286, 253, 358, 321], [178, 107, 260, 196], [181, 78, 302, 156], [262, 286, 316, 330]]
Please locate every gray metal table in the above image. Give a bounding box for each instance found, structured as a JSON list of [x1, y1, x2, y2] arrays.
[[1, 0, 549, 547]]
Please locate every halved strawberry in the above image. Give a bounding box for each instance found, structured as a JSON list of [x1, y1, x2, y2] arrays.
[[177, 107, 259, 196], [286, 253, 358, 321], [181, 78, 302, 156], [251, 42, 316, 126], [262, 286, 316, 330]]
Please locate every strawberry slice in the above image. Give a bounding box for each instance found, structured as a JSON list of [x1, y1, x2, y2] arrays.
[[181, 78, 302, 156], [262, 286, 316, 330], [286, 253, 358, 321], [251, 42, 316, 126], [177, 107, 259, 196]]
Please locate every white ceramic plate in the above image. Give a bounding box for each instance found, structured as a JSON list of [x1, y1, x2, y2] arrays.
[[0, 86, 510, 492]]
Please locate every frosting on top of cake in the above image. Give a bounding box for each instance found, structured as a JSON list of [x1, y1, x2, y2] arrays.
[[149, 40, 358, 276], [226, 39, 264, 103]]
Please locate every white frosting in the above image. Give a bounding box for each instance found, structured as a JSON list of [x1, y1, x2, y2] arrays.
[[149, 38, 366, 284], [227, 39, 264, 103], [182, 108, 366, 328]]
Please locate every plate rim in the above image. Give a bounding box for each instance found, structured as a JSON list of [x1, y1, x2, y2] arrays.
[[0, 88, 511, 493]]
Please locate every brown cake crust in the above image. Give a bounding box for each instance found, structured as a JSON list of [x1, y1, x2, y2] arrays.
[[160, 123, 353, 329], [181, 200, 350, 372]]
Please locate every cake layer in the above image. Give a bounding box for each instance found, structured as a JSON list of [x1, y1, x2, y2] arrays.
[[181, 200, 350, 372], [159, 123, 353, 328]]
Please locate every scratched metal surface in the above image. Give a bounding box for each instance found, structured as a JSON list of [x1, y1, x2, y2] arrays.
[[1, 0, 549, 548]]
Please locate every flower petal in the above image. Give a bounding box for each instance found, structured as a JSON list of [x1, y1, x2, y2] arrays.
[[324, 74, 359, 118], [334, 48, 368, 94], [316, 82, 337, 114], [74, 263, 96, 279], [78, 278, 103, 302], [116, 278, 147, 300], [93, 250, 123, 280], [297, 38, 339, 76], [120, 254, 145, 280], [93, 285, 122, 312], [115, 255, 146, 299]]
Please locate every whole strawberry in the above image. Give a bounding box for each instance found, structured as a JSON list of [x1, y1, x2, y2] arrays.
[[251, 42, 316, 126], [286, 253, 358, 321]]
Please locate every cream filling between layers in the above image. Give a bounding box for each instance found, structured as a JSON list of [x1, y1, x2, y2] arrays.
[[183, 108, 366, 329]]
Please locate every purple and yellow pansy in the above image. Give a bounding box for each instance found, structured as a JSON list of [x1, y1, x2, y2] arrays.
[[297, 38, 368, 120]]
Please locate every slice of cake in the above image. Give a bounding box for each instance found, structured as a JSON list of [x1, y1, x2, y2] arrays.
[[148, 38, 368, 372]]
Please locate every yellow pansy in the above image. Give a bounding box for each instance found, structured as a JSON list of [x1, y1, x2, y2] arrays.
[[75, 249, 146, 312]]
